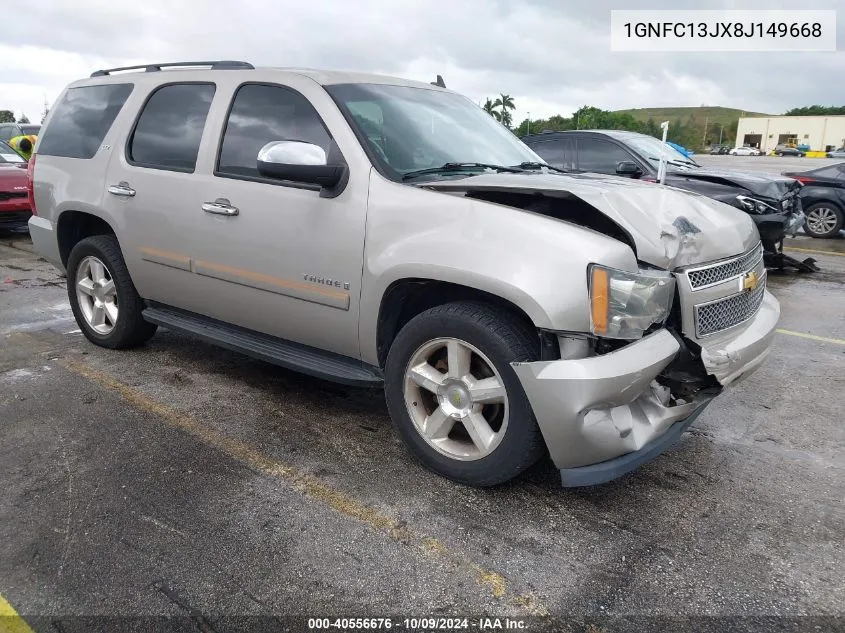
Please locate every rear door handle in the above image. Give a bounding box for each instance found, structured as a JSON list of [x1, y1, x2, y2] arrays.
[[107, 182, 136, 197], [202, 198, 239, 216]]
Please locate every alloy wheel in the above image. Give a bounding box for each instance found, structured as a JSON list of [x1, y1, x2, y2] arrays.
[[403, 337, 508, 461], [75, 255, 118, 334], [806, 207, 839, 236]]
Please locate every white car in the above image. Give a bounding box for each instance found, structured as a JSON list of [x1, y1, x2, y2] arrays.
[[729, 146, 762, 156]]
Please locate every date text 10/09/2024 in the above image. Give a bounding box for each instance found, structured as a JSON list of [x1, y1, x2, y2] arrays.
[[308, 618, 528, 630], [623, 22, 822, 39]]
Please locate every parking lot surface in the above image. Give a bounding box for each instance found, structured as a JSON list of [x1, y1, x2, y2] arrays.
[[696, 153, 844, 176], [1, 228, 843, 631]]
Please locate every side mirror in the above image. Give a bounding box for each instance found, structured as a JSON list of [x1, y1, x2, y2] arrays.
[[615, 161, 641, 177], [256, 141, 345, 188]]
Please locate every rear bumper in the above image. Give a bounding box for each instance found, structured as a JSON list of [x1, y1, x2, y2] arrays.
[[27, 216, 65, 272]]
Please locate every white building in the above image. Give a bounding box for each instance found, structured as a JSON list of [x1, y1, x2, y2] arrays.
[[735, 115, 845, 153]]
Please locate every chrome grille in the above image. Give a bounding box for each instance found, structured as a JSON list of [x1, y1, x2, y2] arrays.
[[695, 277, 766, 337], [686, 242, 764, 290]]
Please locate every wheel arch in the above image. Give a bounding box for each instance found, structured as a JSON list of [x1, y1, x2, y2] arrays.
[[57, 210, 118, 267], [372, 277, 559, 368]]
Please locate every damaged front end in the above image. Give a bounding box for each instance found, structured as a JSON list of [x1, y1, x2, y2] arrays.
[[512, 240, 780, 488]]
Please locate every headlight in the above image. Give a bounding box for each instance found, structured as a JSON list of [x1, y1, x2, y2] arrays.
[[589, 265, 676, 340], [736, 195, 777, 214]]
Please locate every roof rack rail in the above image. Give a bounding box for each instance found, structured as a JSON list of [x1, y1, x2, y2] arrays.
[[90, 60, 254, 77]]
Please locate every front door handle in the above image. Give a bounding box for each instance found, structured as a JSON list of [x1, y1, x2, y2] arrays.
[[202, 198, 239, 216], [107, 182, 136, 197]]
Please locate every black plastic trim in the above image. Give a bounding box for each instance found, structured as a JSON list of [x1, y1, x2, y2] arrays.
[[142, 303, 383, 387], [559, 398, 714, 487]]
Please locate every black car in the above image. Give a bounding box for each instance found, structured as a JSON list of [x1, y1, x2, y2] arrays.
[[521, 130, 811, 270], [709, 144, 730, 155], [782, 163, 845, 238]]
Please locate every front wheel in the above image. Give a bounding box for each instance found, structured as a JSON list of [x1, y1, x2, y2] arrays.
[[384, 301, 546, 486], [804, 203, 844, 238]]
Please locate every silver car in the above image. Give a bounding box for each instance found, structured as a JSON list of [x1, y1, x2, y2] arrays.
[[27, 61, 779, 487]]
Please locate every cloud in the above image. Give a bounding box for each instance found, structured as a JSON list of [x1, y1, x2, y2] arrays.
[[2, 0, 844, 124]]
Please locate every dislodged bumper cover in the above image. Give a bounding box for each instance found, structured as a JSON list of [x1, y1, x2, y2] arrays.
[[699, 290, 780, 386], [512, 330, 716, 473]]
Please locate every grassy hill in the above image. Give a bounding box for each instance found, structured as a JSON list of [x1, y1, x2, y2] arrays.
[[613, 106, 771, 148], [614, 106, 770, 126]]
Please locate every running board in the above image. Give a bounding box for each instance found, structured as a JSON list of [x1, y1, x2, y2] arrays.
[[142, 304, 383, 387]]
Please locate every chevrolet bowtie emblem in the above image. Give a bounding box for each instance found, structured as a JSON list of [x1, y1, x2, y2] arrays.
[[452, 393, 462, 406], [743, 271, 759, 292]]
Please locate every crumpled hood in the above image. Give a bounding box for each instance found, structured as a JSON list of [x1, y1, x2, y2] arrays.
[[424, 171, 760, 269], [668, 166, 799, 199]]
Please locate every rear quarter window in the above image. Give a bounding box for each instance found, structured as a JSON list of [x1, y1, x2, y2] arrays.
[[37, 83, 134, 159]]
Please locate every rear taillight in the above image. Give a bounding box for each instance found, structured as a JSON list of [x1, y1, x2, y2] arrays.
[[26, 153, 37, 216], [794, 176, 814, 184]]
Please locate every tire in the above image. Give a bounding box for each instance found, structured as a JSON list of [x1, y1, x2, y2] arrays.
[[384, 301, 545, 486], [66, 235, 157, 349], [803, 202, 844, 239]]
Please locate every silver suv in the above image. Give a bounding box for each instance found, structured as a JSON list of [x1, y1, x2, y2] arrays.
[[27, 61, 780, 487]]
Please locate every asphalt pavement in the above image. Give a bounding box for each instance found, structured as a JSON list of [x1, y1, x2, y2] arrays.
[[1, 228, 843, 633]]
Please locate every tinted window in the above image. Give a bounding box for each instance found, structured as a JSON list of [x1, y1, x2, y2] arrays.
[[527, 137, 574, 169], [217, 84, 331, 179], [20, 125, 41, 136], [37, 84, 133, 159], [128, 83, 215, 171], [0, 126, 18, 142], [577, 136, 636, 174]]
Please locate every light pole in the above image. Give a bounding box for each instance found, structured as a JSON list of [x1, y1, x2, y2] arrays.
[[527, 112, 531, 135]]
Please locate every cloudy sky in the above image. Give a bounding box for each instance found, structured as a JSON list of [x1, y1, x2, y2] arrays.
[[1, 0, 843, 126]]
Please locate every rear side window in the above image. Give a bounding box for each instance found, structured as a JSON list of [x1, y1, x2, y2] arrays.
[[37, 84, 133, 159], [217, 83, 331, 180], [527, 137, 574, 169], [128, 83, 216, 172]]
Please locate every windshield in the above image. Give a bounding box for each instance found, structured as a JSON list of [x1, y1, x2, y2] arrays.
[[326, 83, 542, 181], [20, 125, 40, 136], [625, 135, 699, 168]]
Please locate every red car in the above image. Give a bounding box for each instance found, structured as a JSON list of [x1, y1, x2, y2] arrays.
[[0, 145, 31, 229]]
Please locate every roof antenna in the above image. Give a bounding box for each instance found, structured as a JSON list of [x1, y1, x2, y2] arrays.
[[431, 75, 446, 88]]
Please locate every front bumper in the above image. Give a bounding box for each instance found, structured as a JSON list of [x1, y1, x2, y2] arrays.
[[512, 293, 779, 486], [0, 209, 32, 228]]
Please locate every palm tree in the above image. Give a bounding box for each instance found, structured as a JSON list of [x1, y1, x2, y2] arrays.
[[493, 94, 516, 127], [482, 98, 501, 121]]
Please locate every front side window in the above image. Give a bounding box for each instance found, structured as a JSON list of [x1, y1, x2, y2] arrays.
[[326, 83, 541, 181], [128, 83, 216, 171], [577, 137, 637, 175], [217, 83, 331, 180], [37, 84, 133, 159]]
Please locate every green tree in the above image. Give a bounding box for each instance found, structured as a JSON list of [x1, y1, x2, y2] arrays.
[[482, 97, 501, 121], [492, 94, 515, 128], [784, 105, 845, 116], [0, 110, 15, 123], [17, 113, 30, 124]]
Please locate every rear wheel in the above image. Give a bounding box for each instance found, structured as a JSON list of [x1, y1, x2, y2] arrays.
[[384, 301, 546, 486], [804, 203, 844, 238], [67, 235, 157, 348]]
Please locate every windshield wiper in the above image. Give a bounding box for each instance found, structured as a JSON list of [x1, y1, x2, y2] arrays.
[[513, 161, 570, 174], [401, 162, 524, 181], [648, 157, 698, 168]]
